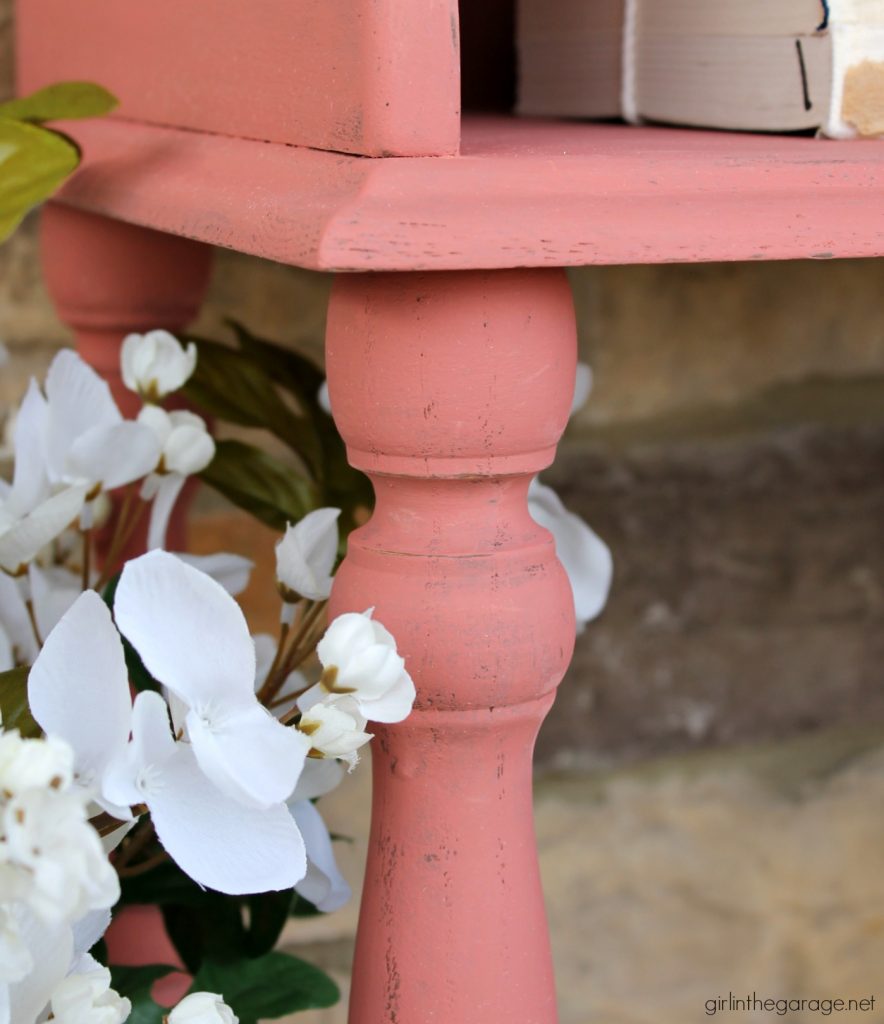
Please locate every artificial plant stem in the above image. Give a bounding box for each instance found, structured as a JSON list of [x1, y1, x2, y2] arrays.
[[24, 599, 43, 649], [81, 528, 92, 591], [89, 803, 146, 837], [262, 600, 327, 703], [116, 848, 170, 878], [114, 816, 157, 871], [95, 492, 148, 589], [256, 614, 295, 704]]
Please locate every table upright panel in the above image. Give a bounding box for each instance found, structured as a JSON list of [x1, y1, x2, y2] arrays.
[[15, 0, 460, 157]]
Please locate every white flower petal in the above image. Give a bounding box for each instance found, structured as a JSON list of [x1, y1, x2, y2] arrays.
[[290, 799, 351, 912], [168, 991, 238, 1024], [7, 911, 72, 1024], [66, 421, 161, 489], [290, 758, 345, 802], [275, 508, 340, 601], [252, 633, 277, 689], [44, 351, 120, 483], [186, 702, 310, 809], [0, 626, 13, 672], [0, 573, 35, 664], [28, 590, 131, 788], [70, 909, 112, 964], [146, 473, 186, 551], [147, 743, 307, 895], [0, 486, 86, 574], [136, 404, 173, 445], [176, 553, 254, 597], [356, 671, 416, 724], [50, 960, 130, 1024], [8, 379, 50, 515], [114, 550, 256, 708], [570, 362, 593, 417], [528, 477, 613, 630], [121, 331, 197, 399], [298, 699, 371, 757], [317, 380, 332, 416], [29, 564, 80, 642], [163, 423, 214, 477], [102, 691, 175, 810]]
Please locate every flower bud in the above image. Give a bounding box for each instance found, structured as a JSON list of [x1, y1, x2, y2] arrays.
[[137, 407, 215, 477], [121, 330, 197, 401], [275, 508, 340, 603], [298, 697, 372, 766], [312, 610, 415, 724], [169, 992, 239, 1024]]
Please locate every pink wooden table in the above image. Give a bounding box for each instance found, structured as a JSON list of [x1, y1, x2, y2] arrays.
[[17, 2, 884, 1021]]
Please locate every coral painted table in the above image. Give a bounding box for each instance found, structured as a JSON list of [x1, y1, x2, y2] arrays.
[[16, 2, 884, 1021]]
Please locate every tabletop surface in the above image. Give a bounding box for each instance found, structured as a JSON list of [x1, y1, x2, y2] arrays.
[[54, 114, 884, 271]]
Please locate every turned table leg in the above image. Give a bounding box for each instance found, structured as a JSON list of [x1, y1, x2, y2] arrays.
[[326, 269, 577, 1024], [39, 204, 212, 555]]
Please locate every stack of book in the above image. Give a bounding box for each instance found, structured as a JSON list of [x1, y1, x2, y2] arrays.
[[517, 0, 884, 138]]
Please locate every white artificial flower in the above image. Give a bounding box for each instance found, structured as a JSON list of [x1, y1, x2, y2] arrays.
[[49, 957, 130, 1024], [0, 728, 73, 798], [527, 477, 612, 631], [300, 610, 415, 725], [297, 697, 371, 766], [1, 907, 72, 1024], [288, 759, 350, 914], [42, 350, 161, 497], [169, 991, 238, 1024], [114, 552, 310, 808], [571, 362, 593, 417], [137, 407, 214, 478], [0, 905, 31, 983], [176, 553, 254, 597], [137, 407, 215, 552], [0, 563, 81, 669], [0, 906, 113, 1024], [317, 380, 332, 416], [28, 563, 81, 642], [0, 378, 87, 576], [28, 585, 309, 896], [275, 508, 340, 604], [1, 786, 120, 925], [121, 330, 197, 402]]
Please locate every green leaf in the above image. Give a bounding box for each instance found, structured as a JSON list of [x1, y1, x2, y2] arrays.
[[0, 118, 79, 242], [162, 898, 247, 974], [227, 322, 374, 536], [199, 439, 317, 533], [244, 890, 294, 958], [289, 892, 322, 918], [0, 82, 118, 124], [102, 574, 161, 694], [190, 952, 339, 1023], [118, 858, 210, 909], [110, 964, 178, 1024], [182, 340, 324, 478], [229, 321, 325, 409], [0, 665, 41, 737]]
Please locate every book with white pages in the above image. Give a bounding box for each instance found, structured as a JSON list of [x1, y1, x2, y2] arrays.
[[516, 0, 884, 138]]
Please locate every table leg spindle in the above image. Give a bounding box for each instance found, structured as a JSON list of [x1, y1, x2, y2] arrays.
[[326, 269, 578, 1024], [39, 203, 212, 555]]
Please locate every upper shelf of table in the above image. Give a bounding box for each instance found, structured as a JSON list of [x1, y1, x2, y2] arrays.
[[50, 113, 884, 270], [18, 0, 883, 269]]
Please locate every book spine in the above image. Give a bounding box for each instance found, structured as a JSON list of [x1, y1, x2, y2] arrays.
[[824, 0, 884, 137]]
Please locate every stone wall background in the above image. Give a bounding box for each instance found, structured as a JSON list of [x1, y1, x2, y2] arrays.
[[4, 10, 884, 1022]]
